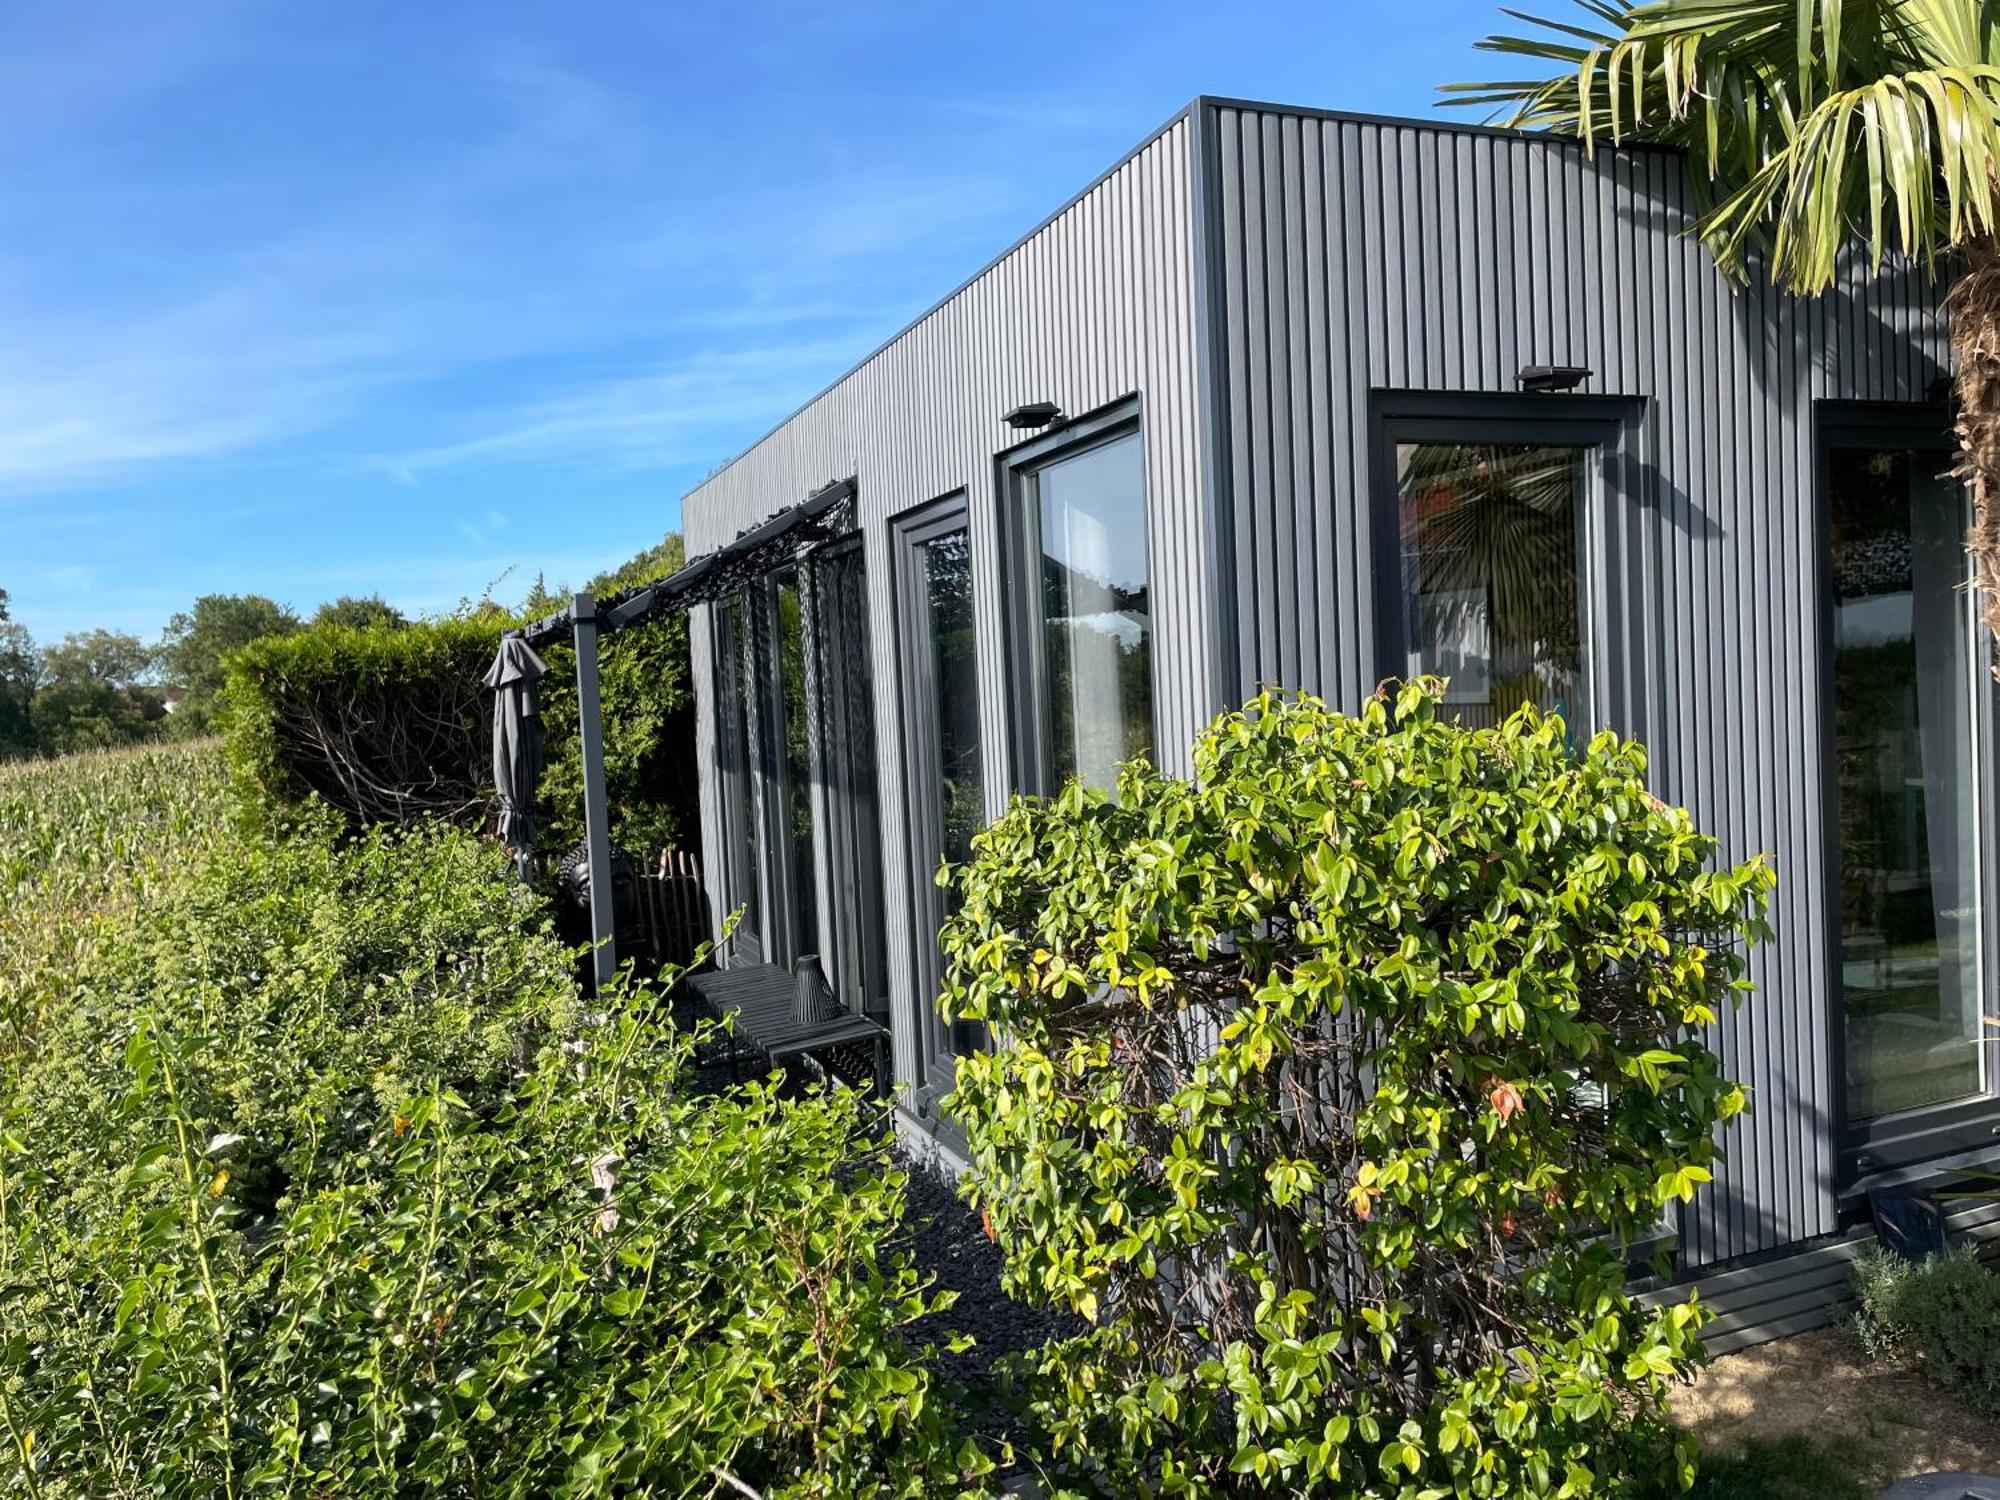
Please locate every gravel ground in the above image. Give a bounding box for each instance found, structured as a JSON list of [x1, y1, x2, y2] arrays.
[[892, 1148, 1084, 1442]]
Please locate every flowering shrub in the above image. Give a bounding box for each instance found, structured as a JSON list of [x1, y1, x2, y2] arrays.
[[943, 682, 1773, 1497]]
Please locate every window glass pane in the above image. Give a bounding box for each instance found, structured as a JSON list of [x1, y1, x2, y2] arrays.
[[1395, 441, 1588, 730], [1031, 430, 1152, 790], [724, 596, 761, 939], [920, 528, 983, 867], [775, 572, 817, 960], [1831, 446, 1984, 1120]]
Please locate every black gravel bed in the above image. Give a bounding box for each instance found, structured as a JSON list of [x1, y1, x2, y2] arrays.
[[890, 1147, 1085, 1447]]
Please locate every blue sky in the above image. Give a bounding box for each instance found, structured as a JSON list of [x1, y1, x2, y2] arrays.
[[1, 1, 1519, 645]]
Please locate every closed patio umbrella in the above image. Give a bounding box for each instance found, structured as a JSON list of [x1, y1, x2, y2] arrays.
[[485, 632, 549, 881]]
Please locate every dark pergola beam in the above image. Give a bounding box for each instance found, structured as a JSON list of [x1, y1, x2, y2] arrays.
[[498, 475, 857, 991]]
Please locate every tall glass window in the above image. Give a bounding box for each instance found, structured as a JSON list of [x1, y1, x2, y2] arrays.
[[919, 528, 983, 871], [897, 496, 985, 1098], [773, 569, 817, 961], [720, 595, 762, 945], [1019, 427, 1152, 791], [1830, 444, 1984, 1120], [1393, 440, 1589, 729]]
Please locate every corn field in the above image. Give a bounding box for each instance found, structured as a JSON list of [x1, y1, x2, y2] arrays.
[[0, 741, 230, 1059]]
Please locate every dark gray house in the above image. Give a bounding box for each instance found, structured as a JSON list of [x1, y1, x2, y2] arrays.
[[681, 96, 1992, 1349]]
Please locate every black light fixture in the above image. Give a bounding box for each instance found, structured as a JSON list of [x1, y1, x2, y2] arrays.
[[1517, 364, 1591, 394], [1004, 400, 1064, 431]]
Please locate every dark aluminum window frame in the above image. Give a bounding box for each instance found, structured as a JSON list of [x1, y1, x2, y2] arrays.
[[1366, 389, 1645, 733], [1815, 400, 2000, 1187], [892, 490, 986, 1111], [997, 395, 1153, 797]]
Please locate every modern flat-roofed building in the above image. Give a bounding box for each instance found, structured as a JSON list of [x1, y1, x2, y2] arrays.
[[679, 95, 1986, 1350]]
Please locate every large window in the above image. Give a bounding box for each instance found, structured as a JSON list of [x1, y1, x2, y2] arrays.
[[896, 494, 984, 1098], [1372, 394, 1635, 739], [772, 568, 817, 963], [1392, 441, 1588, 727], [1826, 429, 1986, 1126], [1005, 409, 1153, 794], [716, 595, 763, 955]]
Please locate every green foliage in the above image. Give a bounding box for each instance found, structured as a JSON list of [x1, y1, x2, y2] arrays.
[[0, 745, 994, 1498], [1639, 1434, 1873, 1500], [221, 537, 695, 856], [942, 682, 1774, 1497], [534, 533, 697, 857], [223, 616, 501, 827], [1853, 1245, 2000, 1410], [1, 741, 231, 1059], [1450, 0, 2000, 294], [160, 593, 302, 733], [310, 594, 410, 631]]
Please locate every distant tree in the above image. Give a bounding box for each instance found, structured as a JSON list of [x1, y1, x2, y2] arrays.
[[159, 594, 302, 731], [40, 629, 155, 691], [0, 596, 36, 760], [28, 629, 160, 754], [310, 595, 409, 631]]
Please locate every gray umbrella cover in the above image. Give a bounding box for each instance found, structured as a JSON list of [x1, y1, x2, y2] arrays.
[[484, 633, 550, 880]]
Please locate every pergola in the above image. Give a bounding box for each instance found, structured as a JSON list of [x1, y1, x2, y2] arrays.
[[491, 477, 855, 987]]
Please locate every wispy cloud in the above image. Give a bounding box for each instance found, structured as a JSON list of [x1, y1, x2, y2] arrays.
[[373, 337, 885, 482]]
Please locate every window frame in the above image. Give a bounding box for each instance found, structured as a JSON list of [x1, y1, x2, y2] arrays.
[[891, 489, 987, 1110], [1815, 399, 2000, 1184], [1367, 390, 1643, 734], [997, 396, 1153, 798]]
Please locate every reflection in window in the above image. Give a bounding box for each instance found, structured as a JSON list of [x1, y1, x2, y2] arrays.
[[1028, 430, 1152, 790], [774, 570, 817, 961], [1831, 446, 1983, 1120], [1395, 442, 1588, 730], [722, 595, 761, 942], [919, 528, 983, 869]]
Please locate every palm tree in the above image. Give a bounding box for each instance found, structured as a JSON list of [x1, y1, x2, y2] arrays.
[[1448, 0, 2000, 641]]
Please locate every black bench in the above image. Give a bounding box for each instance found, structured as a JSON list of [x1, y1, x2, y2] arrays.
[[686, 962, 890, 1092]]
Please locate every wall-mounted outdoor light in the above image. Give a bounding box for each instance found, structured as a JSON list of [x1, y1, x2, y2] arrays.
[[1004, 400, 1065, 430], [1517, 364, 1591, 393]]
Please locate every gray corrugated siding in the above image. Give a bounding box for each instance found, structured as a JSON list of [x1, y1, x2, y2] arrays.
[[683, 113, 1218, 1099], [1201, 100, 1954, 1268]]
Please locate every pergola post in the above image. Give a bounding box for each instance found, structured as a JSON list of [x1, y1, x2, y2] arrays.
[[572, 591, 616, 989]]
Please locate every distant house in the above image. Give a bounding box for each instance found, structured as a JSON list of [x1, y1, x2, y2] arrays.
[[159, 687, 187, 715], [678, 96, 1981, 1350]]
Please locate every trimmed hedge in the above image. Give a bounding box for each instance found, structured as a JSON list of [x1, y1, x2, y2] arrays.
[[224, 616, 500, 828], [223, 575, 696, 855]]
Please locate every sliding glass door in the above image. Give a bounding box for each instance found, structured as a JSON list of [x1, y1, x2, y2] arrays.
[[1824, 415, 1989, 1133]]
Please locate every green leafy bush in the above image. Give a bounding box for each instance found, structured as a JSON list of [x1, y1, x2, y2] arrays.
[[1853, 1245, 2000, 1411], [942, 682, 1774, 1497], [0, 748, 992, 1497], [224, 538, 696, 856], [223, 615, 500, 827]]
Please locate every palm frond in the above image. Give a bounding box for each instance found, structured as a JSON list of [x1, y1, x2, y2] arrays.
[[1447, 0, 2000, 292]]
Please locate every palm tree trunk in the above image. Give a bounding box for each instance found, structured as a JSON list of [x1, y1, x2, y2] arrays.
[[1951, 234, 2000, 658]]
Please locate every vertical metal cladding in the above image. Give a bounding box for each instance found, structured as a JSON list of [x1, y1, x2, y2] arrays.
[[1202, 100, 1953, 1267], [681, 113, 1216, 1103]]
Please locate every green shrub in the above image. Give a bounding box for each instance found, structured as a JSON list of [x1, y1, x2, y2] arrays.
[[942, 682, 1774, 1498], [1853, 1245, 2000, 1410], [223, 544, 697, 857], [0, 749, 993, 1497], [223, 615, 500, 827], [529, 536, 698, 859]]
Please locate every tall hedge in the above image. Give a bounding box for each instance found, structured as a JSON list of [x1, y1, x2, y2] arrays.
[[224, 617, 500, 828], [224, 540, 697, 855]]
